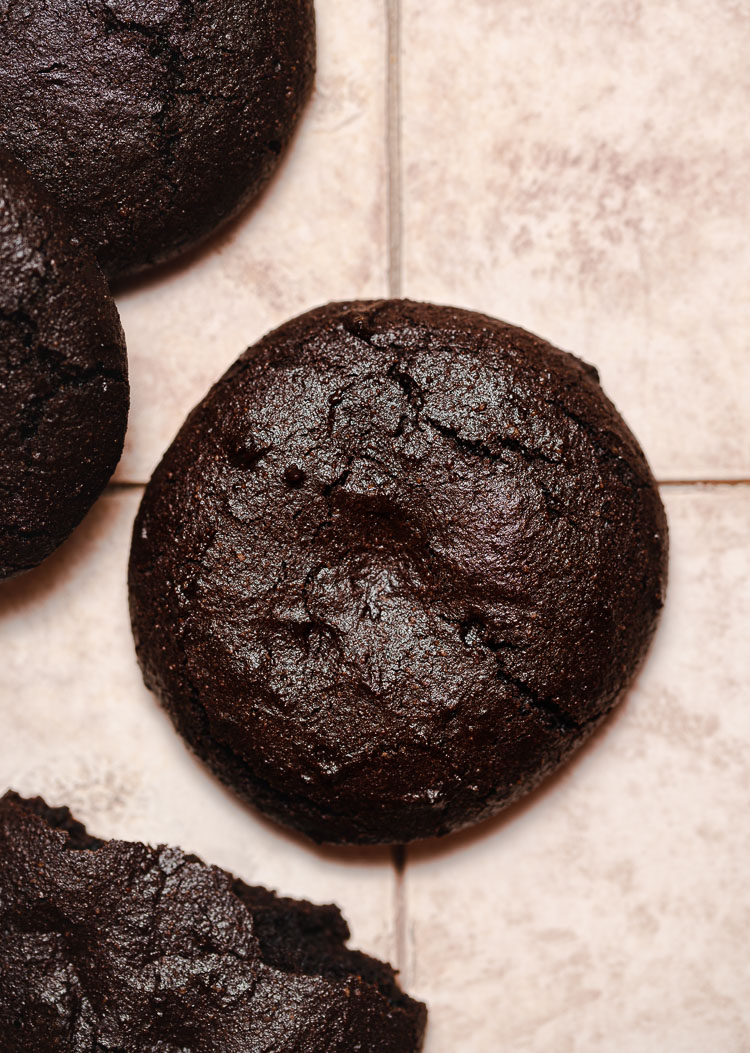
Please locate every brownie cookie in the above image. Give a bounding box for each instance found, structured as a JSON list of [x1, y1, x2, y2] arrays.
[[0, 0, 315, 279], [129, 300, 667, 844], [0, 148, 128, 580], [0, 792, 426, 1052]]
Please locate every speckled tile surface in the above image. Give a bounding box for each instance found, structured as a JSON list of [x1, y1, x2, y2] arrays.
[[1, 1, 749, 1050]]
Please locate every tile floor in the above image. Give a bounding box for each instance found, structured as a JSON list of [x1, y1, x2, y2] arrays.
[[1, 2, 749, 1050]]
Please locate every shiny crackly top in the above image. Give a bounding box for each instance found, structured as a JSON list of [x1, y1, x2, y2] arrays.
[[0, 0, 315, 277], [0, 792, 426, 1052], [130, 299, 668, 844]]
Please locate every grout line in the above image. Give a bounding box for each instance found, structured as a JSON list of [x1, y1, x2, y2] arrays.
[[107, 479, 750, 493], [386, 0, 409, 987], [657, 478, 750, 487], [108, 479, 750, 493], [385, 0, 403, 299], [107, 480, 146, 492], [391, 844, 409, 981], [106, 482, 146, 492]]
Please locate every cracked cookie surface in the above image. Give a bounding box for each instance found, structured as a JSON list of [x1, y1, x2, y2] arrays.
[[0, 791, 426, 1052], [0, 0, 315, 279], [129, 300, 667, 844], [0, 147, 128, 580]]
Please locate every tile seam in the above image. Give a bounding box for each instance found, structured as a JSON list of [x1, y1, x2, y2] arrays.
[[106, 478, 750, 492], [385, 0, 409, 983], [391, 843, 409, 980], [386, 0, 403, 299], [106, 481, 147, 491], [657, 478, 750, 487]]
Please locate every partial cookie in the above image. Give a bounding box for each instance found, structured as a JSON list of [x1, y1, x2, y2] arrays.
[[0, 148, 128, 580], [0, 791, 426, 1052], [0, 0, 315, 278], [129, 300, 668, 844]]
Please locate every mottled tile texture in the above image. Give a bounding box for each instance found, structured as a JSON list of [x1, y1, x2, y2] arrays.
[[402, 0, 750, 479], [1, 1, 749, 1051]]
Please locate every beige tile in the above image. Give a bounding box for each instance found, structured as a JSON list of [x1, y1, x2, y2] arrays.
[[114, 0, 388, 484], [0, 490, 397, 963], [401, 1, 750, 480], [404, 485, 750, 1052], [3, 4, 748, 1047]]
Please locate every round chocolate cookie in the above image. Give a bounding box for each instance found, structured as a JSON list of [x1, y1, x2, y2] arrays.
[[129, 300, 667, 845], [0, 792, 426, 1052], [0, 0, 315, 279], [0, 147, 128, 581]]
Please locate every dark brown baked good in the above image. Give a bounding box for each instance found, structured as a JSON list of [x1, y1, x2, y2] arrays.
[[0, 0, 315, 279], [0, 791, 426, 1052], [0, 147, 128, 580], [129, 299, 668, 845]]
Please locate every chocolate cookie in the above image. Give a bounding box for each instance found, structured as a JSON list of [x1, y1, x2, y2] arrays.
[[0, 148, 128, 580], [129, 300, 668, 845], [0, 0, 315, 279], [0, 792, 426, 1052]]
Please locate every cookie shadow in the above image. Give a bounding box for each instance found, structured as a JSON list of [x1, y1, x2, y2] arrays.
[[405, 700, 632, 866], [0, 493, 130, 615], [182, 750, 395, 869], [112, 93, 312, 298], [181, 690, 634, 873]]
